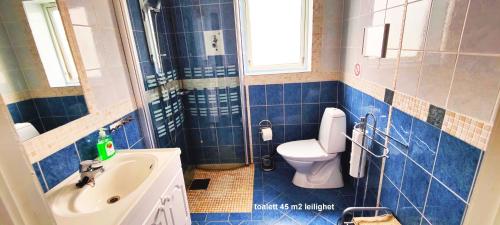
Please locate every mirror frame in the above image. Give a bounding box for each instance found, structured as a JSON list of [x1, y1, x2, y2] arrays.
[[20, 0, 140, 164], [17, 0, 93, 158], [1, 0, 94, 143], [1, 0, 96, 143], [54, 0, 93, 114]]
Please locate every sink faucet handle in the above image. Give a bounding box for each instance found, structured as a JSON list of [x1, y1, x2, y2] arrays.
[[90, 160, 103, 168], [91, 161, 104, 172], [79, 160, 103, 172], [79, 160, 94, 172]]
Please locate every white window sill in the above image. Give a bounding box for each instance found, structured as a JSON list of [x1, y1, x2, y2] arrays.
[[245, 68, 312, 76]]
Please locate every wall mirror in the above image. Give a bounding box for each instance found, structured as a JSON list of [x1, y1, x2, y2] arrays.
[[0, 0, 89, 141]]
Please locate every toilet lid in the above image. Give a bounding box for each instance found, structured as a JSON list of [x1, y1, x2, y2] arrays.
[[277, 139, 336, 161]]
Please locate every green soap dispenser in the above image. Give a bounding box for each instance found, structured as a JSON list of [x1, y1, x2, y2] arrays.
[[97, 128, 116, 161]]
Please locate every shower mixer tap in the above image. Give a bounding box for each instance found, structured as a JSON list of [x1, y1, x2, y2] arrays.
[[212, 35, 218, 50]]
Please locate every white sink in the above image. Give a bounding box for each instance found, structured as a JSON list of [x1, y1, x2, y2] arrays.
[[45, 149, 181, 225], [52, 154, 155, 214]]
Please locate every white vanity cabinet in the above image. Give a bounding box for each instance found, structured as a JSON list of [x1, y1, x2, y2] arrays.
[[117, 150, 190, 225], [143, 171, 190, 225], [143, 201, 167, 225], [46, 150, 190, 225], [162, 172, 190, 225]]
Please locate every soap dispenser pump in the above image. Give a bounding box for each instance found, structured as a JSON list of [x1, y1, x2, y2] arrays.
[[97, 128, 115, 161]]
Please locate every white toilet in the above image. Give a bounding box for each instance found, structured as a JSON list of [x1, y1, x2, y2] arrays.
[[277, 108, 346, 189]]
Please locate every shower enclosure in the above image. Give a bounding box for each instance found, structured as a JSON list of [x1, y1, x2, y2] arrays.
[[121, 0, 249, 178]]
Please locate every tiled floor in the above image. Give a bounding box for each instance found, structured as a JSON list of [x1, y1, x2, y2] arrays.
[[191, 162, 355, 225], [188, 166, 254, 213]]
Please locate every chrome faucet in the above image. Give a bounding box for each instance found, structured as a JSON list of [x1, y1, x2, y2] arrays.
[[76, 160, 104, 188]]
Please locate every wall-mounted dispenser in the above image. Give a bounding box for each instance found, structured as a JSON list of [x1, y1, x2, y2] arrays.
[[362, 24, 390, 58]]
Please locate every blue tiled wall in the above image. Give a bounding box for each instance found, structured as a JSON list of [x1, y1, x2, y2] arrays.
[[248, 81, 339, 162], [183, 87, 244, 164], [32, 110, 145, 192], [165, 0, 238, 80], [339, 83, 483, 225], [7, 96, 88, 134]]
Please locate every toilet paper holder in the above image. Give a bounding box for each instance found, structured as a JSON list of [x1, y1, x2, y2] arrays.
[[258, 120, 275, 171], [258, 120, 272, 131]]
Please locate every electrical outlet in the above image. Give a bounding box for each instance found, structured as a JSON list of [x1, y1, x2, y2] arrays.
[[203, 30, 225, 56]]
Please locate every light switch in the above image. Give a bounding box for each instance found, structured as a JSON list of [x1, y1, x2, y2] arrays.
[[204, 30, 225, 56]]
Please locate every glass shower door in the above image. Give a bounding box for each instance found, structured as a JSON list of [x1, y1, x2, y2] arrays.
[[127, 0, 248, 169], [183, 84, 246, 167]]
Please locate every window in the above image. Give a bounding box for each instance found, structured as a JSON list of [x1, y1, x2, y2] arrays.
[[23, 1, 79, 87], [240, 0, 313, 75]]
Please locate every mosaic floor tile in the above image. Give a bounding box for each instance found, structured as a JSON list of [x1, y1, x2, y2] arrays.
[[187, 166, 254, 213], [189, 163, 355, 224]]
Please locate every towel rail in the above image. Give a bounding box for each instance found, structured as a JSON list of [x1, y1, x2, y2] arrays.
[[354, 123, 387, 150], [363, 122, 409, 148], [342, 132, 389, 159]]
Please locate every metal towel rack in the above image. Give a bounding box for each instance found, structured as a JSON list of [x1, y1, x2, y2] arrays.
[[338, 207, 400, 225], [338, 112, 409, 225], [342, 131, 389, 159], [342, 112, 409, 159]]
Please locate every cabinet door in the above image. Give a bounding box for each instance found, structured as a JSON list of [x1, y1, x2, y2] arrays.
[[163, 173, 191, 225], [143, 201, 168, 225], [153, 209, 168, 225]]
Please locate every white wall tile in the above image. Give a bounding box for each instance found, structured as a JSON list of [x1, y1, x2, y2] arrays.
[[417, 52, 457, 108], [425, 0, 468, 52], [461, 0, 500, 54], [401, 0, 431, 50], [395, 50, 423, 95], [448, 55, 500, 122], [384, 5, 405, 49]]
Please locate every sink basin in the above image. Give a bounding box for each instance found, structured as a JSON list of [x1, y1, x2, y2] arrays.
[[45, 149, 180, 225], [72, 154, 155, 213], [50, 153, 156, 215]]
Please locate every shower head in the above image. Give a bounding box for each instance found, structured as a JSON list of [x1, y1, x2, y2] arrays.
[[142, 0, 161, 12]]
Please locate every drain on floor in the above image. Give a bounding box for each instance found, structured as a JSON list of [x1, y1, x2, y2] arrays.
[[189, 178, 210, 190]]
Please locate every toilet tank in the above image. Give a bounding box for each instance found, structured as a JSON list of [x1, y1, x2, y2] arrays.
[[318, 108, 346, 154], [14, 123, 40, 142]]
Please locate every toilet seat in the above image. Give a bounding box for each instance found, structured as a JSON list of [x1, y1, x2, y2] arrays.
[[277, 139, 337, 162]]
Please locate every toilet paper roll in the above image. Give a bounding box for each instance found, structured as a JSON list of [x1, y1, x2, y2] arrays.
[[261, 127, 273, 141]]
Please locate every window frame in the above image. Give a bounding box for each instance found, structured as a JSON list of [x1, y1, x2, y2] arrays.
[[239, 0, 313, 76], [41, 2, 80, 86]]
